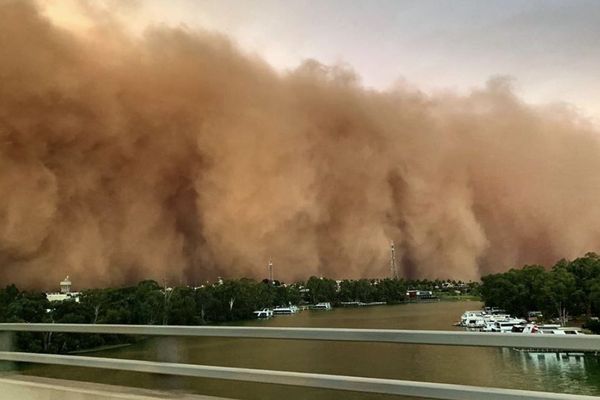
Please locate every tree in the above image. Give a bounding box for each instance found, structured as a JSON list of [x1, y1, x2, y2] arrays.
[[131, 280, 163, 325], [80, 289, 107, 324], [480, 266, 547, 317], [3, 291, 51, 353], [165, 287, 197, 325], [306, 276, 337, 303], [567, 253, 600, 316], [375, 278, 406, 303], [542, 264, 577, 326]]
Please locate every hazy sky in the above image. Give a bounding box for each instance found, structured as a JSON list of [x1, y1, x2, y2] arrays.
[[45, 0, 600, 122]]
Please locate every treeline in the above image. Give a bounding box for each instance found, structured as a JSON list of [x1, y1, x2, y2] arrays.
[[307, 277, 408, 304], [480, 252, 600, 331], [0, 276, 477, 353]]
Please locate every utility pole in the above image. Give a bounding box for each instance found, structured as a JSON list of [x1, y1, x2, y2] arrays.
[[163, 277, 173, 325], [390, 241, 398, 279]]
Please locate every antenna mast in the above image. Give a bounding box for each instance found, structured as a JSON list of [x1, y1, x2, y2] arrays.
[[268, 258, 274, 283], [390, 241, 398, 279]]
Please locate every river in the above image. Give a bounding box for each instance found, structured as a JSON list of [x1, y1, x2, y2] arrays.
[[22, 301, 600, 399]]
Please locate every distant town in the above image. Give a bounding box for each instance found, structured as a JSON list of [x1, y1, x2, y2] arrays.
[[42, 274, 477, 305]]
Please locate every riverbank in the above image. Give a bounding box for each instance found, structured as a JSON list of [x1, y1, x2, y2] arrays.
[[68, 343, 133, 355], [438, 294, 481, 301]]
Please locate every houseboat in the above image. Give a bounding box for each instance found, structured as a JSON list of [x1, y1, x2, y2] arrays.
[[253, 308, 273, 318], [311, 302, 332, 310], [272, 305, 300, 315]]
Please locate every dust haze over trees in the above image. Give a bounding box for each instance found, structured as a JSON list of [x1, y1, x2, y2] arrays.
[[2, 1, 600, 287]]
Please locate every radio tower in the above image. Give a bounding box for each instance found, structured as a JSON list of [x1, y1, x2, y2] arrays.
[[268, 258, 274, 283], [390, 241, 398, 279]]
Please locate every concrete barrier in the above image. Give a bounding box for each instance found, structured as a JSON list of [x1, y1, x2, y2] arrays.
[[0, 375, 230, 400]]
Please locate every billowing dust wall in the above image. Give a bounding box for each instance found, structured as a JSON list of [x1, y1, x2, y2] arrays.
[[1, 1, 600, 287]]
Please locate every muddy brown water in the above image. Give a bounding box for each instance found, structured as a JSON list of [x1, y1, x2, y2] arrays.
[[21, 301, 600, 399]]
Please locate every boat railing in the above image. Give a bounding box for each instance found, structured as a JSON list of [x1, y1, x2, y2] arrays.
[[0, 324, 599, 400]]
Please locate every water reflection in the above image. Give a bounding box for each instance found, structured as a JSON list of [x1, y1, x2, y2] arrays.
[[19, 302, 600, 399], [499, 348, 600, 396]]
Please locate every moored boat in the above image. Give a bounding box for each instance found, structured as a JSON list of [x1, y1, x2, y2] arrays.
[[457, 309, 527, 331], [273, 305, 299, 315], [253, 308, 273, 318], [311, 302, 332, 310]]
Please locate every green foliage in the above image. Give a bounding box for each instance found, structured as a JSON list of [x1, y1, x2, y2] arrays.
[[306, 276, 337, 303], [338, 279, 370, 302], [583, 319, 600, 334], [374, 278, 407, 303], [480, 253, 600, 322], [0, 273, 480, 353]]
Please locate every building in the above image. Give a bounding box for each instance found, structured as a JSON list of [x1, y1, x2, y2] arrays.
[[60, 276, 72, 293], [46, 276, 80, 302]]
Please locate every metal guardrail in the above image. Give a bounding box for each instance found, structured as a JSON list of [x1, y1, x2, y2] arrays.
[[0, 324, 599, 400], [1, 323, 599, 351], [0, 351, 595, 400]]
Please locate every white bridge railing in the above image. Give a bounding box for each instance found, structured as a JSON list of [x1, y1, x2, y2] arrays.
[[0, 324, 599, 400]]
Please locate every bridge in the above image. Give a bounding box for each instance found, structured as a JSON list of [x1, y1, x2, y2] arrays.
[[0, 323, 598, 399]]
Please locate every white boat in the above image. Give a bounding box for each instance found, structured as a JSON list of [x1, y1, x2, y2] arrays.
[[488, 319, 527, 332], [537, 324, 562, 333], [273, 305, 299, 315], [459, 310, 517, 329], [510, 324, 587, 356], [510, 323, 584, 335], [458, 309, 529, 332], [459, 311, 486, 326], [253, 308, 273, 318], [464, 316, 488, 329], [312, 302, 332, 310], [543, 327, 584, 335], [534, 324, 585, 335], [484, 307, 507, 315]]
